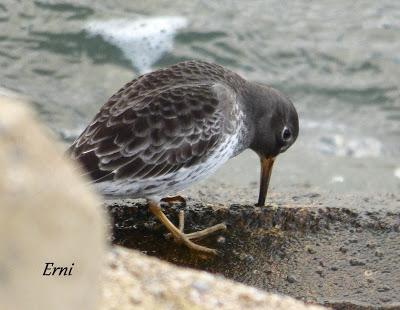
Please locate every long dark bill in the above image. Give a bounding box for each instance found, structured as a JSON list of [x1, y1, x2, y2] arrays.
[[256, 156, 275, 206]]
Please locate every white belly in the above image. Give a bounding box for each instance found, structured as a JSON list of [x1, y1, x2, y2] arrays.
[[94, 130, 241, 201]]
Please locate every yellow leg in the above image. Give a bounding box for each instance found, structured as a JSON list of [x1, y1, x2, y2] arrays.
[[148, 200, 226, 255]]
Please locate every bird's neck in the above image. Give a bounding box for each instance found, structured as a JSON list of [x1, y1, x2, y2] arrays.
[[229, 89, 256, 158]]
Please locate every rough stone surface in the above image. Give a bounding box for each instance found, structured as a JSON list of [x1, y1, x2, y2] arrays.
[[106, 191, 400, 310], [0, 97, 107, 310], [102, 246, 325, 310]]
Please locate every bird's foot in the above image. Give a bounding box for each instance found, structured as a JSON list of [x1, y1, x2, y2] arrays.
[[148, 201, 226, 255], [171, 221, 227, 254]]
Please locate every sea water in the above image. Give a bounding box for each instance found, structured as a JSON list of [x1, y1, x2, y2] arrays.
[[0, 0, 399, 194]]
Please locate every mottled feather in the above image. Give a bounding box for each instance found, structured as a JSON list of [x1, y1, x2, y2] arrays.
[[67, 61, 246, 188]]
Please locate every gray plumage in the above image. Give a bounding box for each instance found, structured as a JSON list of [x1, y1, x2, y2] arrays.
[[67, 60, 298, 200]]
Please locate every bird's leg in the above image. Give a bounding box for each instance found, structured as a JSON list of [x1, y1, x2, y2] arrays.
[[175, 209, 226, 240], [178, 210, 185, 231], [160, 196, 226, 238], [148, 200, 226, 254], [160, 196, 186, 234]]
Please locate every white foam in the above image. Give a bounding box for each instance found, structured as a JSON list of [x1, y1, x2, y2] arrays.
[[85, 16, 188, 73], [302, 119, 346, 131], [394, 168, 400, 179], [331, 175, 345, 183], [318, 134, 383, 158]]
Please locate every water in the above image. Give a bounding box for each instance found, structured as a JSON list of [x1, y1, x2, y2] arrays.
[[1, 0, 399, 195]]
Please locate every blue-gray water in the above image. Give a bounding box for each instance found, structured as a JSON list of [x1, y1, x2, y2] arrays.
[[1, 1, 399, 195]]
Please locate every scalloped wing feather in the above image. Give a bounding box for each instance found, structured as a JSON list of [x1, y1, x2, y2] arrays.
[[67, 75, 239, 184]]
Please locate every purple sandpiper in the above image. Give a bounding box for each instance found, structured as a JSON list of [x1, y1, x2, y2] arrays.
[[67, 60, 299, 254]]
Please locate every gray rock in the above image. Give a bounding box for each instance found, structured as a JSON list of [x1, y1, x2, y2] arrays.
[[101, 246, 325, 310], [0, 97, 106, 310]]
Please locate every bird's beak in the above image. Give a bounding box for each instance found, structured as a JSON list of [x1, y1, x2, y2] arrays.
[[256, 156, 275, 206]]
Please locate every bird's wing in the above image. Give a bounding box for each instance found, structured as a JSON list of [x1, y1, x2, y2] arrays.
[[67, 82, 238, 182]]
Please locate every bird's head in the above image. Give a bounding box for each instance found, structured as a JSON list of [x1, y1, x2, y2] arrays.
[[245, 84, 299, 206]]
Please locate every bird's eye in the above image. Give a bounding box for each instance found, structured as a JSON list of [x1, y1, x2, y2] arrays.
[[282, 127, 292, 141]]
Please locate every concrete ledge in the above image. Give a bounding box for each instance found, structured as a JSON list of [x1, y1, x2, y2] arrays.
[[105, 193, 400, 309]]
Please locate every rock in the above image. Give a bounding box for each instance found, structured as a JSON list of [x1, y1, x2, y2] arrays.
[[106, 192, 400, 309], [0, 97, 106, 310], [286, 274, 297, 284], [101, 246, 325, 310], [349, 258, 366, 266]]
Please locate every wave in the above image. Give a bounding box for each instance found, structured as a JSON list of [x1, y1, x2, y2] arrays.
[[85, 16, 188, 73]]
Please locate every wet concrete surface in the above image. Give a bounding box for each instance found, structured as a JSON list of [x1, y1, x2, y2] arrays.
[[105, 191, 400, 310]]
